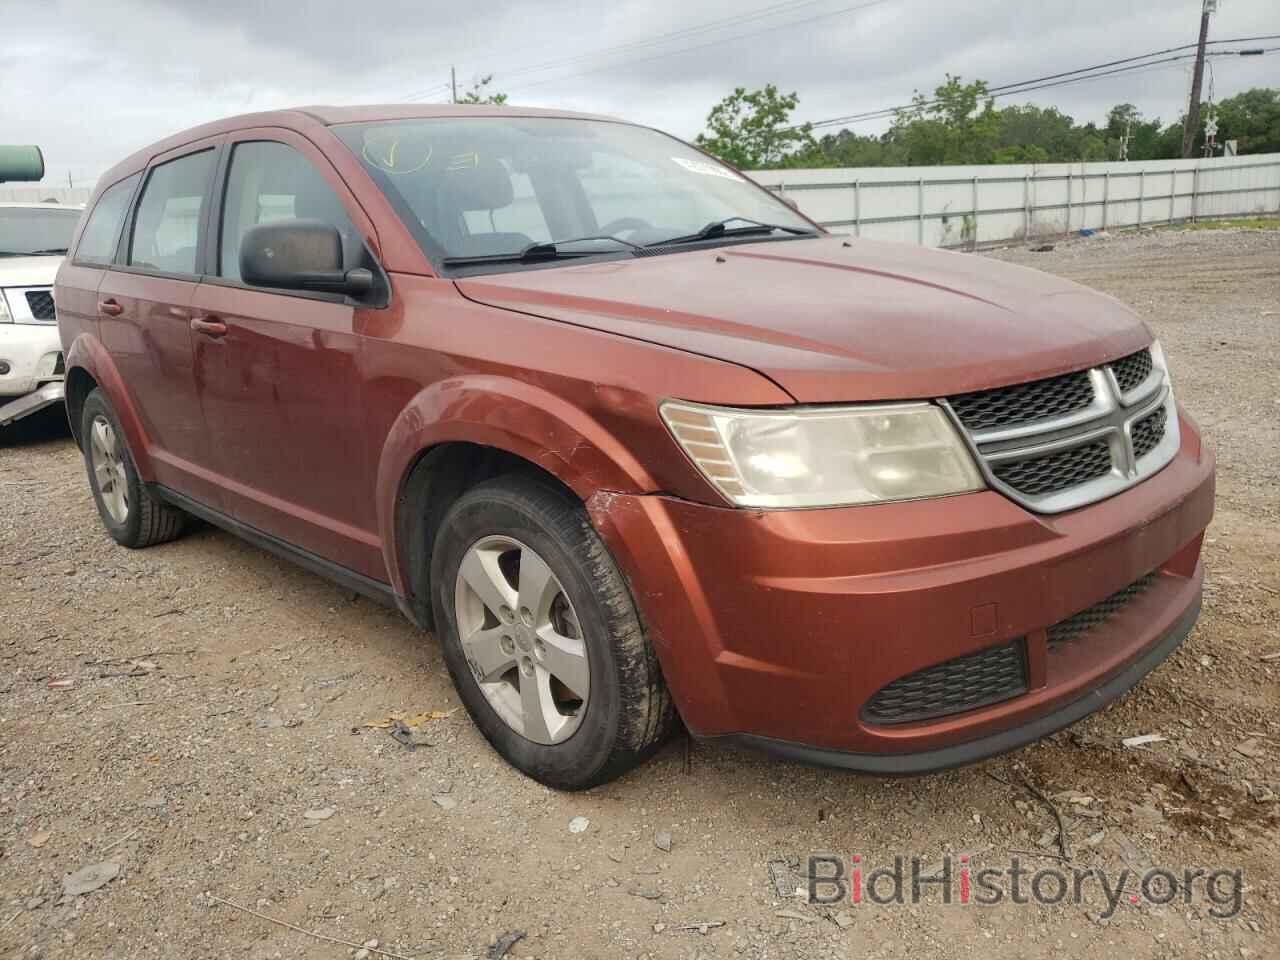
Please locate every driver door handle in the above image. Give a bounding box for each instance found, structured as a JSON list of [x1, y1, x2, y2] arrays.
[[190, 316, 228, 338], [98, 298, 124, 317]]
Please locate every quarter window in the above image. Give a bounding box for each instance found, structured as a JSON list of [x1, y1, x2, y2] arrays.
[[219, 141, 362, 282], [74, 174, 140, 265], [128, 150, 216, 275]]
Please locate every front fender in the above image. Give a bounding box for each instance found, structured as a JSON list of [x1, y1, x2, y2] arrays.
[[374, 374, 658, 598], [64, 333, 156, 480]]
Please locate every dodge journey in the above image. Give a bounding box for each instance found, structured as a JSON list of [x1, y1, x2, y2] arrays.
[[55, 105, 1214, 789]]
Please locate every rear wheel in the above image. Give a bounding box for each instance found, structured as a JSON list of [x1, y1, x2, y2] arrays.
[[431, 474, 676, 789], [80, 389, 186, 548]]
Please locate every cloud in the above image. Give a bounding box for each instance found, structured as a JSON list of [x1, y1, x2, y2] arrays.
[[3, 0, 1274, 187]]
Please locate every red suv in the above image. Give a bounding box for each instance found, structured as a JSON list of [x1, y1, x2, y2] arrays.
[[55, 106, 1214, 789]]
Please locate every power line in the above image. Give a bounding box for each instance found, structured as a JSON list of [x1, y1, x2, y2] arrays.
[[495, 0, 895, 93], [983, 35, 1278, 96], [796, 39, 1280, 130], [494, 0, 840, 83], [800, 38, 1279, 127], [396, 0, 852, 101]]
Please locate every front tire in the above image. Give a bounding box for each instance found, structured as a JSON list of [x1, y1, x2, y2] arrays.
[[431, 474, 676, 790], [80, 388, 186, 548]]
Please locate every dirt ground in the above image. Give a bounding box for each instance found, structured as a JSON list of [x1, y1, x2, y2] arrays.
[[2, 226, 1277, 960]]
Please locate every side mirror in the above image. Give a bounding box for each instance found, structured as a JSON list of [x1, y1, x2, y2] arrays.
[[239, 219, 372, 297], [778, 193, 800, 211]]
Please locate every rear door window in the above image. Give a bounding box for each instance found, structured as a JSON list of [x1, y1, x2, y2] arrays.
[[74, 174, 140, 265], [128, 150, 216, 276]]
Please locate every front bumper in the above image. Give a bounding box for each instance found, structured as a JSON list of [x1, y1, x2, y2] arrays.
[[0, 322, 63, 398], [589, 408, 1214, 770]]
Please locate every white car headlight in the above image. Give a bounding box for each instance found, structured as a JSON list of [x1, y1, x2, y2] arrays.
[[660, 400, 985, 509]]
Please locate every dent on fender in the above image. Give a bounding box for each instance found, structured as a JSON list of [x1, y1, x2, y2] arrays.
[[373, 374, 661, 597]]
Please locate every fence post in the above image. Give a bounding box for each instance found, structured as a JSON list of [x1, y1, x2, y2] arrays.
[[1065, 170, 1072, 237], [1191, 164, 1200, 223], [971, 176, 979, 250], [917, 178, 925, 245], [1023, 174, 1031, 240], [1102, 171, 1110, 230], [853, 180, 861, 237], [1137, 170, 1145, 228], [1167, 169, 1176, 224]]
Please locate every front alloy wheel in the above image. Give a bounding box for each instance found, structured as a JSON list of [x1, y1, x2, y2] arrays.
[[454, 535, 590, 744], [432, 474, 677, 790]]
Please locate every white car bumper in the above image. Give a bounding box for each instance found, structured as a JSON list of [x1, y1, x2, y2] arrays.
[[0, 322, 63, 398]]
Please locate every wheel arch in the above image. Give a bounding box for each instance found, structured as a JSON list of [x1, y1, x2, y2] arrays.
[[375, 375, 658, 628], [64, 365, 98, 449], [63, 334, 154, 476]]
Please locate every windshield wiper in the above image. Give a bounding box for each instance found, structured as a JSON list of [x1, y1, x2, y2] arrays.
[[647, 217, 817, 247], [442, 234, 641, 267]]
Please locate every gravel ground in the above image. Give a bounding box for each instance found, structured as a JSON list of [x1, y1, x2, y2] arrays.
[[2, 226, 1277, 960]]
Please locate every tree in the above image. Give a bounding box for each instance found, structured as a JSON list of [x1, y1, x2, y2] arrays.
[[695, 85, 815, 169], [885, 76, 1001, 165], [785, 129, 896, 168], [1102, 104, 1165, 160], [458, 74, 508, 105], [698, 78, 1280, 169], [1213, 88, 1280, 154]]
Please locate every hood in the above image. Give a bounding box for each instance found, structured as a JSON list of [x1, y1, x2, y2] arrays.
[[456, 236, 1151, 403], [0, 255, 62, 288]]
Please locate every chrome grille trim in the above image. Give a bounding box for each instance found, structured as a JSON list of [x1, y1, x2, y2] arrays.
[[939, 348, 1180, 514]]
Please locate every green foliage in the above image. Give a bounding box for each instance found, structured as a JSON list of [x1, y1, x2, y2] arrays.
[[698, 76, 1280, 170], [458, 75, 508, 105], [694, 85, 815, 169], [1213, 88, 1280, 154], [886, 76, 1002, 165]]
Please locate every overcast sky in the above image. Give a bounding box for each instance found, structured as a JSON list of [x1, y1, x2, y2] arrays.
[[4, 0, 1276, 188]]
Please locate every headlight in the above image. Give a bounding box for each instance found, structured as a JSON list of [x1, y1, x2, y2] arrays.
[[0, 291, 12, 324], [660, 400, 985, 508]]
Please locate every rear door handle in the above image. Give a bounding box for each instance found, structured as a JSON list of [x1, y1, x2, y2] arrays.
[[98, 298, 124, 317], [190, 316, 228, 338]]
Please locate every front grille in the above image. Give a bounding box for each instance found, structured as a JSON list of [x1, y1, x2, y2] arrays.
[[948, 370, 1094, 432], [1110, 349, 1153, 394], [942, 346, 1177, 514], [25, 290, 55, 320], [1047, 573, 1158, 652], [862, 641, 1027, 725], [991, 439, 1112, 497], [1130, 408, 1167, 460]]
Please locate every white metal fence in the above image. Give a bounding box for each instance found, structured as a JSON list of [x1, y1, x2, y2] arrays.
[[0, 186, 92, 205], [751, 153, 1280, 248], [6, 158, 1279, 248]]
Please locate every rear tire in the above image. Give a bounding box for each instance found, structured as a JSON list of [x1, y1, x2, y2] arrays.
[[431, 474, 676, 790], [81, 388, 186, 548]]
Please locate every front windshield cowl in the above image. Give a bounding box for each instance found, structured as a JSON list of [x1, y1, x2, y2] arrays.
[[332, 116, 820, 274]]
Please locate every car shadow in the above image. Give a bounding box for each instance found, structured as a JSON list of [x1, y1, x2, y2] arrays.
[[0, 404, 73, 447]]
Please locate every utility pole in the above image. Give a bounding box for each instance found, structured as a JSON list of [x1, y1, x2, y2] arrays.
[[451, 66, 457, 105], [1120, 116, 1131, 161], [1181, 0, 1216, 159]]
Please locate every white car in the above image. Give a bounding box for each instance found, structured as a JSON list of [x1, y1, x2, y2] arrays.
[[0, 202, 81, 426]]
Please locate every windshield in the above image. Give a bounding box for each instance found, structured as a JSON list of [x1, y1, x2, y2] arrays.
[[333, 117, 816, 269], [0, 205, 80, 256]]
